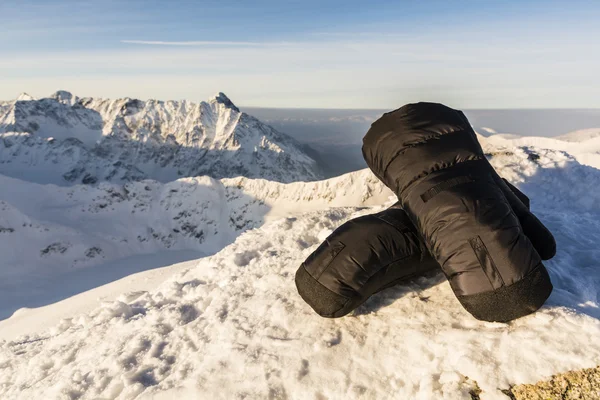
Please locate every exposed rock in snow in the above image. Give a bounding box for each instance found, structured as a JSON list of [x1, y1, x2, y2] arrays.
[[0, 91, 321, 185], [508, 365, 600, 399], [210, 91, 240, 112]]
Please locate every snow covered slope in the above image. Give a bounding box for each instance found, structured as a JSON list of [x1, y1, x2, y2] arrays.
[[556, 127, 600, 142], [0, 92, 321, 185], [483, 132, 600, 174], [1, 134, 600, 399], [0, 169, 390, 320]]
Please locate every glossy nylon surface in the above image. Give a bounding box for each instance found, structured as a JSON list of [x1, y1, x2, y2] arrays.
[[296, 204, 439, 318]]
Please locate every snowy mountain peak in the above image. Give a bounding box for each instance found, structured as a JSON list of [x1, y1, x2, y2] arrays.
[[16, 92, 35, 101], [0, 91, 321, 185], [50, 90, 77, 105], [209, 91, 239, 112]]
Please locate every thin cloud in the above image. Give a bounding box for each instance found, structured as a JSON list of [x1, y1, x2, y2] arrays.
[[310, 31, 407, 38], [121, 40, 289, 47]]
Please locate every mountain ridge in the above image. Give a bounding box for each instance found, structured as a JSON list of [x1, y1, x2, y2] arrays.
[[0, 91, 321, 185]]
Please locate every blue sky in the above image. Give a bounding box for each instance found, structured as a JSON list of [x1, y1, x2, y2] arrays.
[[1, 0, 599, 108]]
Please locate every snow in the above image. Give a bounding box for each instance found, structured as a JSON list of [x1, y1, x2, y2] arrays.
[[474, 126, 499, 137], [0, 168, 390, 321], [483, 133, 600, 173], [479, 127, 497, 134], [2, 188, 600, 399], [0, 254, 201, 342], [15, 93, 35, 101], [1, 98, 600, 399], [556, 127, 600, 142]]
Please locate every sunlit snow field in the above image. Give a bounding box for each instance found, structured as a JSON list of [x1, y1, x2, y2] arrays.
[[1, 102, 600, 399]]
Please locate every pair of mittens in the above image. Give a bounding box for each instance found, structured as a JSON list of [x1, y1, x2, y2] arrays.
[[296, 102, 556, 322], [295, 182, 554, 319]]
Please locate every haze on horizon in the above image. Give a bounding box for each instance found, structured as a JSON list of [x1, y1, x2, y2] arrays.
[[1, 0, 599, 109]]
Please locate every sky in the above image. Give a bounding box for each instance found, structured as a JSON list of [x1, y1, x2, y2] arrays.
[[1, 0, 599, 109]]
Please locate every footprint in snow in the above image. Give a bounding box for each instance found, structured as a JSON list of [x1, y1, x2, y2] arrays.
[[297, 359, 310, 380], [234, 250, 259, 266], [324, 329, 342, 347], [218, 304, 228, 322], [178, 304, 200, 325]]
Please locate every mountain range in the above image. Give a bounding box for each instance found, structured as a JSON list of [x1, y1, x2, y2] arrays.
[[0, 91, 321, 185]]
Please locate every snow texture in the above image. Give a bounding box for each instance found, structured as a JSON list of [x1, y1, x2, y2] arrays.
[[556, 128, 600, 143], [0, 168, 390, 321], [1, 106, 600, 399]]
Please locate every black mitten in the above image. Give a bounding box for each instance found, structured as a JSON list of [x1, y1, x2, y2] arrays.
[[295, 204, 439, 318]]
